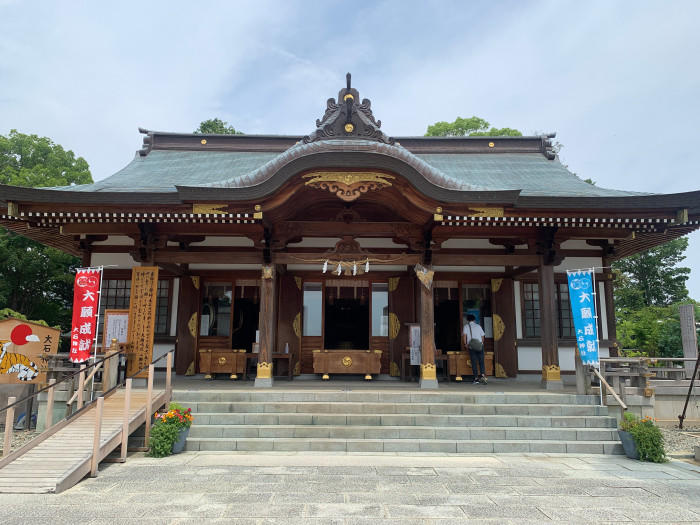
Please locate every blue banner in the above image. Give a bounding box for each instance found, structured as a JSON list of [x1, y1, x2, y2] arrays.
[[567, 270, 599, 366]]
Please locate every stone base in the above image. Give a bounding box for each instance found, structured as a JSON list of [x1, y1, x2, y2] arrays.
[[254, 376, 274, 388], [419, 378, 439, 389], [542, 379, 564, 390]]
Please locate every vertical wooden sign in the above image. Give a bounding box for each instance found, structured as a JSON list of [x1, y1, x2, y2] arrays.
[[127, 267, 159, 377]]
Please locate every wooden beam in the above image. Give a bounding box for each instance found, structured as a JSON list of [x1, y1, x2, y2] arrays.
[[59, 223, 263, 235], [432, 254, 540, 266]]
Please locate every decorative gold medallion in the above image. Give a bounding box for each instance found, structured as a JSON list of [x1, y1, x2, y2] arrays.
[[302, 171, 394, 202], [342, 356, 353, 367], [488, 141, 494, 148], [491, 278, 503, 293], [388, 277, 400, 292], [187, 312, 198, 338], [344, 123, 354, 133], [293, 312, 302, 338], [493, 314, 505, 342], [495, 362, 507, 378], [389, 312, 400, 340], [343, 93, 354, 101], [218, 356, 227, 365], [200, 139, 207, 145], [257, 361, 273, 379]]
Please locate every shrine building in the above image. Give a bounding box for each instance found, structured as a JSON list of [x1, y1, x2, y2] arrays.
[[2, 75, 699, 389]]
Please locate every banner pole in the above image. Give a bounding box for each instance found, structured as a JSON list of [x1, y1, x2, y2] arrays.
[[89, 267, 104, 401], [589, 267, 604, 406]]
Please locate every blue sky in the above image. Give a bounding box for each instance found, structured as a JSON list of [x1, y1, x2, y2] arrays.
[[1, 0, 699, 297]]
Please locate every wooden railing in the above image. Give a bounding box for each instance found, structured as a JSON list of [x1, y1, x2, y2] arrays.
[[0, 343, 173, 479]]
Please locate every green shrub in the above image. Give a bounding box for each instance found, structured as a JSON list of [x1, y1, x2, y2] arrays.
[[619, 412, 667, 462], [148, 420, 180, 458]]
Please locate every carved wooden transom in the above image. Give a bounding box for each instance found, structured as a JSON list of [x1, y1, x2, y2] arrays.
[[302, 171, 394, 202]]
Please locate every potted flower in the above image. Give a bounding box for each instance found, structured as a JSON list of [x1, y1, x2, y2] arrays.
[[618, 412, 667, 462], [148, 402, 194, 457]]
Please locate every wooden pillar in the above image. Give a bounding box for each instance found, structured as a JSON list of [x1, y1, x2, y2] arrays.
[[538, 260, 562, 389], [602, 256, 619, 357], [255, 265, 276, 387], [416, 265, 437, 389], [491, 278, 517, 377], [175, 275, 200, 375]]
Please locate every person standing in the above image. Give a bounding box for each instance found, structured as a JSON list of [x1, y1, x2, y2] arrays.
[[463, 314, 487, 384]]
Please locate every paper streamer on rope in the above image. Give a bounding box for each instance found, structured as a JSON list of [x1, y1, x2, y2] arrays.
[[70, 268, 102, 363], [567, 270, 599, 367]]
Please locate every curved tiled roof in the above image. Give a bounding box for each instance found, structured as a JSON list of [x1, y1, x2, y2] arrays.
[[53, 137, 642, 198]]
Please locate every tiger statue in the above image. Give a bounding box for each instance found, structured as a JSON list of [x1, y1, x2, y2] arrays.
[[0, 340, 39, 381]]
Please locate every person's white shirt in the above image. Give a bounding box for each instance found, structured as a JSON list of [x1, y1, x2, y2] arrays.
[[462, 321, 485, 344]]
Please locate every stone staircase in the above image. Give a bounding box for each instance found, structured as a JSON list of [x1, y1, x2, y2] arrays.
[[173, 390, 623, 454]]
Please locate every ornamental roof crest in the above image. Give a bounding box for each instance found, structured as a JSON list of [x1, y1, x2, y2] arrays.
[[302, 73, 395, 145]]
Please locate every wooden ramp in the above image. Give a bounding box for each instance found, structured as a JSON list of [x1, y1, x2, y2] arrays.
[[0, 388, 167, 494]]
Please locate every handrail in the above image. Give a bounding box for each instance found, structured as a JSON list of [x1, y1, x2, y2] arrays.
[[0, 345, 169, 416], [592, 367, 627, 410], [0, 344, 126, 415]]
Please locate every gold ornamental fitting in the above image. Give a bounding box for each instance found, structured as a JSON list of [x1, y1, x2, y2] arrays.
[[200, 139, 207, 145], [204, 374, 213, 380], [456, 376, 463, 382], [541, 364, 561, 381], [344, 123, 354, 133], [218, 356, 226, 365], [322, 374, 330, 380], [230, 374, 237, 380], [420, 363, 437, 381], [343, 93, 354, 101], [257, 361, 272, 379], [488, 141, 495, 148], [342, 356, 353, 367], [364, 374, 372, 380]]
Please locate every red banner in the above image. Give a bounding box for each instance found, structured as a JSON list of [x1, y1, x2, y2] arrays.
[[70, 268, 102, 363]]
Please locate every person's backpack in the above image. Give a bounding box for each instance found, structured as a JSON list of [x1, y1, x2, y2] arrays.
[[466, 324, 484, 352]]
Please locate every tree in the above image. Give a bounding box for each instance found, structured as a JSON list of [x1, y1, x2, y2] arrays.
[[613, 238, 690, 312], [425, 116, 522, 137], [0, 130, 93, 333], [194, 118, 243, 135], [0, 130, 92, 188]]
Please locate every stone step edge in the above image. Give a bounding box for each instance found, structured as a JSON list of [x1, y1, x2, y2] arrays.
[[191, 411, 614, 419], [189, 424, 616, 432]]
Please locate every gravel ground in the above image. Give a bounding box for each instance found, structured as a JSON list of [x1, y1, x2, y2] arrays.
[[0, 429, 40, 454], [660, 425, 700, 455]]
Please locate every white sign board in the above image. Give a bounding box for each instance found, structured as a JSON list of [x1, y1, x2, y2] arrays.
[[103, 309, 129, 350]]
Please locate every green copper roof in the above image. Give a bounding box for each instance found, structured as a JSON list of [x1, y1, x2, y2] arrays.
[[53, 144, 641, 198]]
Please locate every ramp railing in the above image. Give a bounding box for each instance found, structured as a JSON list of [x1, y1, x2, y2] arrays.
[[0, 342, 173, 478]]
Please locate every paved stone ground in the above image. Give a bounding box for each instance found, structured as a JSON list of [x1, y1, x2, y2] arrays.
[[1, 452, 699, 524]]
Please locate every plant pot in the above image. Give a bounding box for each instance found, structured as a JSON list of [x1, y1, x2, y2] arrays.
[[618, 430, 639, 459], [172, 427, 190, 454]]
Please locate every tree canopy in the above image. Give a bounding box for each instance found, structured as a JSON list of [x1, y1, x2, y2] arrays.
[[613, 237, 690, 312], [0, 129, 92, 333], [425, 116, 522, 137], [194, 118, 243, 135], [0, 129, 92, 188]]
